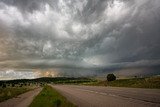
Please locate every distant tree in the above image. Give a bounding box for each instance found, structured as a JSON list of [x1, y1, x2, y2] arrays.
[[107, 74, 116, 81], [7, 84, 10, 87], [20, 84, 23, 87], [2, 84, 6, 88], [12, 83, 15, 87], [0, 83, 2, 87]]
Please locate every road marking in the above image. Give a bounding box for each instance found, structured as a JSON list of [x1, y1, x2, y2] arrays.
[[76, 88, 118, 97], [75, 88, 160, 105]]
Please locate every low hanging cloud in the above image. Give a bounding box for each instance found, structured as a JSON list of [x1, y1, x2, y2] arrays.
[[0, 0, 160, 79], [0, 69, 36, 80]]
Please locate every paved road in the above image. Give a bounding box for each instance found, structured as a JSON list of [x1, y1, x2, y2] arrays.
[[0, 88, 42, 107], [52, 85, 160, 107]]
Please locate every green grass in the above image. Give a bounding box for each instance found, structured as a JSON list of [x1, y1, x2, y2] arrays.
[[29, 85, 76, 107], [92, 76, 160, 89], [0, 87, 31, 102]]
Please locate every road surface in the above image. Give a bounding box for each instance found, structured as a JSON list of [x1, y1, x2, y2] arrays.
[[52, 85, 160, 107], [0, 87, 42, 107]]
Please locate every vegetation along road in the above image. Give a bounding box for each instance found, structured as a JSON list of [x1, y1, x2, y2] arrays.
[[29, 85, 75, 107], [52, 85, 160, 107], [0, 88, 42, 107]]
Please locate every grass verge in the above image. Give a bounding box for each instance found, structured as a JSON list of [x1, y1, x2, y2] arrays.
[[0, 87, 31, 102], [91, 76, 160, 89], [29, 85, 76, 107]]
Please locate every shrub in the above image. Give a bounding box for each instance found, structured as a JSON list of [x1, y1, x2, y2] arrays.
[[0, 83, 2, 87], [53, 99, 61, 107], [12, 83, 15, 87], [107, 74, 116, 81], [2, 84, 6, 88]]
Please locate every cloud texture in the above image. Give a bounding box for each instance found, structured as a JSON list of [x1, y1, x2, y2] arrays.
[[0, 0, 160, 79]]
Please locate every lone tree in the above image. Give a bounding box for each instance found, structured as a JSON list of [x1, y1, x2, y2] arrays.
[[12, 83, 15, 87], [2, 84, 6, 88], [107, 74, 116, 81]]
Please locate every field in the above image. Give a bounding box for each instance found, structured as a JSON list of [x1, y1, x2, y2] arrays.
[[93, 76, 160, 89], [29, 85, 76, 107], [0, 76, 160, 107], [0, 76, 159, 104], [0, 77, 96, 85], [0, 87, 32, 102], [0, 77, 96, 104], [0, 80, 39, 102]]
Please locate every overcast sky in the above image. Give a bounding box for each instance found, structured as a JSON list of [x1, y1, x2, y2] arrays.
[[0, 0, 160, 80]]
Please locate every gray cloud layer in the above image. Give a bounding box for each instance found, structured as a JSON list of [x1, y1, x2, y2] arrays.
[[0, 0, 160, 78]]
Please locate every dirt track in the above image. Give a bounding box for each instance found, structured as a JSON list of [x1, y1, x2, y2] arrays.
[[0, 88, 42, 107]]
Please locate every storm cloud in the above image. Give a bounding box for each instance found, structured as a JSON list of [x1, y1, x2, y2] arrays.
[[0, 0, 160, 79]]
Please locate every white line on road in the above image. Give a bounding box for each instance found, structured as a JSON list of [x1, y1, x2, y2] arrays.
[[75, 88, 160, 104]]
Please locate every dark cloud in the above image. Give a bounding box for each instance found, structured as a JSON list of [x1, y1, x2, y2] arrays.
[[1, 0, 45, 13], [0, 0, 160, 79]]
